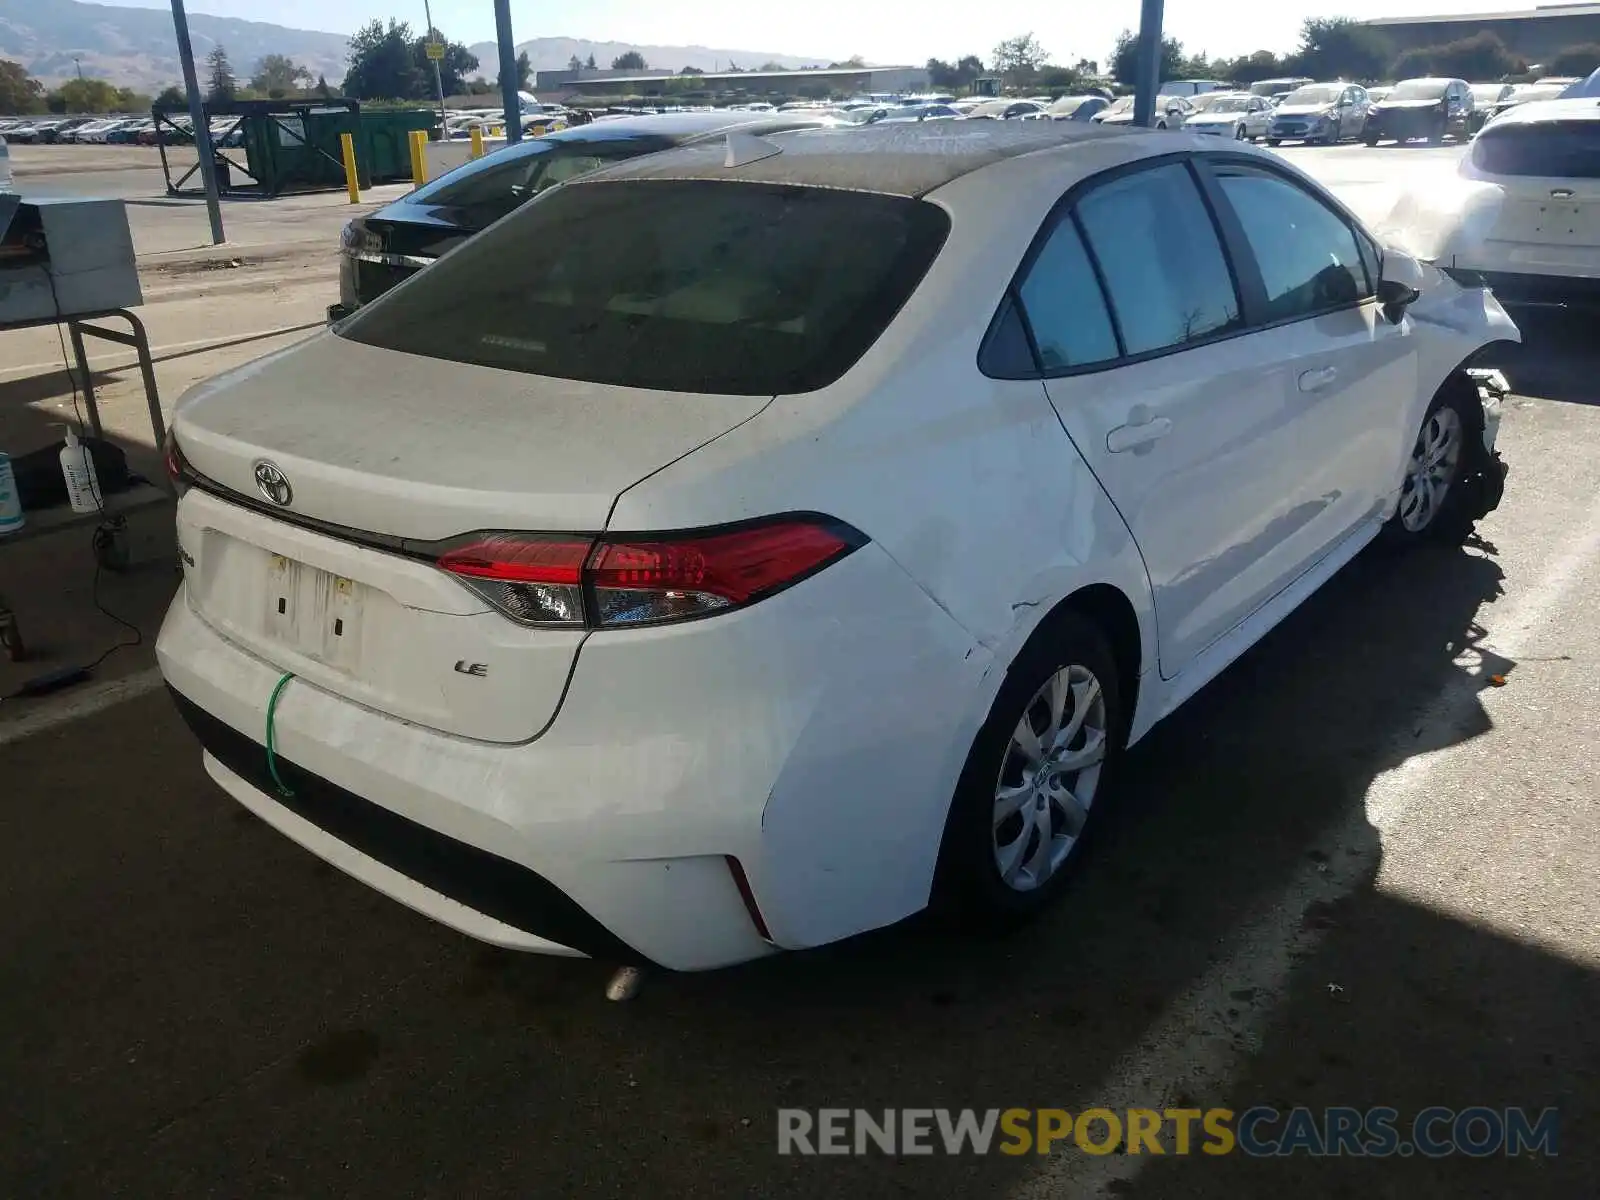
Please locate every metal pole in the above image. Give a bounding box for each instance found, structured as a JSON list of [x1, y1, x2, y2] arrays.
[[421, 0, 449, 137], [1133, 0, 1165, 129], [494, 0, 521, 144], [168, 0, 224, 244]]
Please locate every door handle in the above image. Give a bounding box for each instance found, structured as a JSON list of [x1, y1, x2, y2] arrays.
[[1106, 415, 1173, 453], [1298, 366, 1338, 393]]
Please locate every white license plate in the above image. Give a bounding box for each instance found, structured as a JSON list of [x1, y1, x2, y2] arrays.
[[265, 553, 364, 668]]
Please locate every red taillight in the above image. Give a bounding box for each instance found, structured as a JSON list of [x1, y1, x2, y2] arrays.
[[163, 428, 190, 493], [437, 535, 592, 627], [435, 518, 862, 629]]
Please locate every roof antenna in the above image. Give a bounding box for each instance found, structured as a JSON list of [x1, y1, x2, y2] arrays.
[[725, 131, 784, 168]]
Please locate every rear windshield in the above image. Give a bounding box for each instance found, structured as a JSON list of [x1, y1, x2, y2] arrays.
[[405, 135, 673, 221], [1471, 121, 1600, 178], [339, 179, 951, 395]]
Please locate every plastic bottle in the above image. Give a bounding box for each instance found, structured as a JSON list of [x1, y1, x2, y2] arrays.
[[59, 425, 102, 515], [0, 450, 24, 535]]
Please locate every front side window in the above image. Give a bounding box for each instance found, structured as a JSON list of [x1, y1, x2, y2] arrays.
[[1016, 218, 1119, 370], [1075, 163, 1241, 356], [340, 180, 951, 396], [1211, 163, 1370, 322]]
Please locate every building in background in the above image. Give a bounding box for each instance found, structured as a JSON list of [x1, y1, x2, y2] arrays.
[[1363, 5, 1600, 65]]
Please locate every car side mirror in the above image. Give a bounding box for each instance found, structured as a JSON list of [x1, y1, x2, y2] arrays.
[[1377, 249, 1426, 322]]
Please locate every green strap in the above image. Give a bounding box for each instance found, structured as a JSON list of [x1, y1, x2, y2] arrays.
[[265, 672, 296, 798]]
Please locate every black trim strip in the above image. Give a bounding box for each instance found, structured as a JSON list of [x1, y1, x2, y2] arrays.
[[167, 686, 651, 966]]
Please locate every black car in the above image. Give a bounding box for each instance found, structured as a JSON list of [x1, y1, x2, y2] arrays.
[[329, 111, 834, 319], [1363, 77, 1474, 145]]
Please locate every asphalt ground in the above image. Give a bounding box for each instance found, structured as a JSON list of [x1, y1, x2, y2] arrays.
[[2, 138, 1596, 1199]]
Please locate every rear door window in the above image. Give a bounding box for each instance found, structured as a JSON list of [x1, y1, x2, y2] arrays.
[[1014, 218, 1120, 370], [340, 180, 951, 395], [1074, 163, 1242, 356]]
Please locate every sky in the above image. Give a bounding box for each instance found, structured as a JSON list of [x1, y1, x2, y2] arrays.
[[98, 0, 1544, 65]]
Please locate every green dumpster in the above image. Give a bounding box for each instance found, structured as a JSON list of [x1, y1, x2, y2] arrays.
[[239, 103, 366, 194], [358, 109, 441, 183]]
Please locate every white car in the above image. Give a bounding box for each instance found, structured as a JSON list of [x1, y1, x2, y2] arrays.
[[1387, 97, 1600, 305], [1095, 95, 1194, 130], [1183, 92, 1273, 141], [158, 122, 1517, 973], [965, 99, 1048, 121]]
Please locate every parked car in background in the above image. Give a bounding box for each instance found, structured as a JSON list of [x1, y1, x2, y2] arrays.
[[1481, 81, 1570, 128], [1249, 76, 1316, 101], [1391, 98, 1600, 305], [1367, 86, 1393, 104], [1266, 82, 1370, 145], [1184, 91, 1273, 141], [4, 120, 56, 144], [1364, 78, 1474, 144], [0, 135, 11, 192], [1094, 94, 1194, 130], [877, 103, 961, 123], [1161, 79, 1228, 97], [1469, 83, 1515, 132], [161, 121, 1516, 972], [330, 110, 837, 319], [965, 99, 1048, 120], [108, 119, 155, 144], [1046, 95, 1110, 122]]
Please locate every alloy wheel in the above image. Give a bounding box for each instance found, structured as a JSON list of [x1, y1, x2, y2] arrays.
[[1399, 406, 1464, 532], [992, 665, 1108, 892]]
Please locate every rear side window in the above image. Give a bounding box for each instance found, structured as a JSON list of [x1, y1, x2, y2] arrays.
[[1075, 163, 1241, 356], [340, 180, 950, 395], [1472, 122, 1600, 178], [1210, 163, 1370, 321], [1015, 218, 1119, 370]]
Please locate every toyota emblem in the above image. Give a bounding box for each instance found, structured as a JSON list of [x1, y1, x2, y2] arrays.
[[253, 460, 293, 507]]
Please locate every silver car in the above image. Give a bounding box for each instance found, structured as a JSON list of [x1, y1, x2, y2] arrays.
[[1182, 92, 1273, 141]]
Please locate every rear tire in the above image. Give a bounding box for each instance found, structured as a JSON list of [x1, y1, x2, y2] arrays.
[[1266, 137, 1281, 147], [935, 612, 1124, 928], [1364, 133, 1380, 147]]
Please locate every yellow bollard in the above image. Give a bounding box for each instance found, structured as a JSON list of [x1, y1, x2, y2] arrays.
[[408, 129, 428, 187], [339, 132, 360, 204], [470, 126, 484, 160]]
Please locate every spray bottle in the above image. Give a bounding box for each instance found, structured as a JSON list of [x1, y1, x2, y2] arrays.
[[59, 424, 102, 515], [0, 448, 24, 535]]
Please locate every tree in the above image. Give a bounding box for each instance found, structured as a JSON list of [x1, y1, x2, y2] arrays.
[[568, 54, 583, 71], [315, 73, 337, 99], [758, 61, 788, 72], [1036, 66, 1083, 92], [0, 59, 45, 114], [1291, 18, 1392, 82], [48, 78, 123, 113], [991, 34, 1048, 86], [411, 28, 479, 96], [343, 18, 422, 100], [680, 65, 704, 75], [205, 44, 237, 102], [585, 53, 597, 69], [1548, 43, 1600, 78], [827, 55, 867, 69], [512, 50, 532, 90], [1430, 33, 1522, 80], [1074, 58, 1099, 77], [612, 51, 648, 71], [1111, 30, 1185, 86], [154, 84, 186, 109], [1218, 50, 1286, 85], [250, 53, 311, 99]]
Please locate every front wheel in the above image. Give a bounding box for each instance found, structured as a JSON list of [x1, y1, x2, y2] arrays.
[[935, 612, 1123, 926], [1265, 137, 1281, 147], [1364, 133, 1380, 147], [1386, 384, 1485, 546]]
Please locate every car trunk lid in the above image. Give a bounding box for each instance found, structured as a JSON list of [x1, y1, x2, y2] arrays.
[[172, 332, 770, 742]]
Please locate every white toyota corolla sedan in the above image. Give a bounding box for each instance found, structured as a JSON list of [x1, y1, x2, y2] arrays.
[[158, 122, 1518, 972]]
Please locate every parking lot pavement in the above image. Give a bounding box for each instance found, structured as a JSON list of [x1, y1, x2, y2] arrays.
[[2, 137, 1597, 1198]]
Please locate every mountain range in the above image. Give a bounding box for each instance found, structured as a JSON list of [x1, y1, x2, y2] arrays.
[[0, 0, 836, 92]]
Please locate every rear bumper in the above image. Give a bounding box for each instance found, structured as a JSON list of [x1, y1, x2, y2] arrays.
[[156, 540, 988, 970], [1443, 247, 1600, 305]]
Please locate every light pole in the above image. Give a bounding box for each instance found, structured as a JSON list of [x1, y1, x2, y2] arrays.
[[74, 57, 83, 81], [1133, 0, 1165, 129], [167, 0, 224, 244], [421, 0, 449, 137]]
